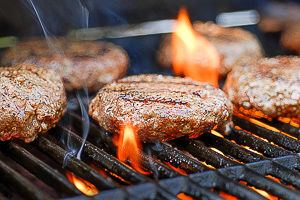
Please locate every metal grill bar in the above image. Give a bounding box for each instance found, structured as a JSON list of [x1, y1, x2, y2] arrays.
[[156, 176, 224, 200], [233, 116, 300, 152], [226, 127, 291, 157], [173, 138, 237, 168], [0, 158, 53, 200], [259, 118, 300, 139], [189, 171, 268, 200], [198, 132, 265, 163], [269, 161, 300, 189], [35, 135, 118, 191], [1, 140, 81, 197], [148, 141, 209, 173]]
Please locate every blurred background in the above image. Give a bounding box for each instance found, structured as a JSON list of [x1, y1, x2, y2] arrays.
[[0, 0, 299, 75]]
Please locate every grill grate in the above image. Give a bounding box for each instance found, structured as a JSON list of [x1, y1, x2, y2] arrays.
[[2, 109, 300, 199]]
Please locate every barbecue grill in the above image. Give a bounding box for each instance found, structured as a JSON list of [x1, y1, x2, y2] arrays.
[[1, 0, 300, 199]]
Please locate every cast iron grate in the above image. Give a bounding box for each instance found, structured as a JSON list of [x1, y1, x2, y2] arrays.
[[2, 109, 300, 200]]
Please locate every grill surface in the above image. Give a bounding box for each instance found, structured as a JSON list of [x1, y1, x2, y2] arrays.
[[2, 103, 300, 200]]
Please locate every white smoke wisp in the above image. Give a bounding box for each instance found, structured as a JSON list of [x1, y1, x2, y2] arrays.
[[75, 88, 90, 160], [23, 0, 91, 165], [23, 0, 64, 55]]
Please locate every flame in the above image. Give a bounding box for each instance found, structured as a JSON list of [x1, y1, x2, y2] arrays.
[[211, 130, 224, 138], [164, 162, 187, 175], [248, 116, 299, 141], [234, 109, 299, 141], [210, 147, 225, 156], [90, 163, 108, 177], [241, 145, 263, 155], [250, 187, 277, 200], [211, 188, 238, 200], [177, 193, 194, 200], [172, 7, 220, 87], [66, 172, 99, 196], [218, 191, 238, 200], [115, 122, 150, 175], [239, 181, 277, 200]]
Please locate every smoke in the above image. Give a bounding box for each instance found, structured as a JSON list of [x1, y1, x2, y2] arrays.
[[22, 0, 91, 165], [75, 88, 90, 160]]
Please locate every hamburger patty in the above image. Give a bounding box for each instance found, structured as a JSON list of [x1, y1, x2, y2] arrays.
[[1, 37, 129, 92], [0, 64, 67, 142], [157, 21, 264, 77], [89, 74, 233, 142], [223, 56, 300, 119]]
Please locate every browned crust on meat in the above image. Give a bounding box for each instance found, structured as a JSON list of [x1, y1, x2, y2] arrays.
[[223, 56, 300, 119], [1, 37, 129, 92], [0, 64, 67, 142], [157, 21, 264, 77], [89, 74, 233, 142]]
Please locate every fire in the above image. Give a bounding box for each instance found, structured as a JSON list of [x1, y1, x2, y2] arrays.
[[211, 130, 224, 138], [210, 147, 225, 156], [177, 193, 194, 200], [66, 172, 99, 196], [246, 115, 299, 141], [239, 181, 277, 200], [164, 162, 187, 175], [172, 7, 220, 87], [218, 191, 238, 200], [115, 122, 150, 175]]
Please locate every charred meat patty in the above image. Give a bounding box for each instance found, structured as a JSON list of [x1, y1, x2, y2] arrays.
[[1, 37, 129, 92], [0, 64, 67, 142], [157, 21, 264, 77], [89, 74, 233, 142], [223, 56, 300, 119]]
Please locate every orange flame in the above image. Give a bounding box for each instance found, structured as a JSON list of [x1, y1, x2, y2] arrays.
[[115, 122, 150, 175], [177, 193, 194, 200], [219, 191, 238, 200], [66, 172, 99, 196], [164, 162, 187, 175], [239, 181, 277, 200], [172, 7, 220, 87]]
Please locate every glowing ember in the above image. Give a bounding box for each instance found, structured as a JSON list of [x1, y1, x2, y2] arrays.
[[251, 188, 277, 200], [241, 145, 263, 155], [210, 147, 225, 156], [90, 163, 108, 177], [115, 122, 150, 175], [239, 181, 277, 200], [218, 191, 238, 200], [172, 7, 220, 87], [211, 130, 224, 138], [177, 193, 194, 200], [164, 162, 187, 175], [66, 172, 99, 196]]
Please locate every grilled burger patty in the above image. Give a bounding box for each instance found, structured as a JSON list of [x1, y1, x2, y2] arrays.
[[0, 64, 67, 142], [223, 56, 300, 119], [157, 21, 264, 77], [1, 37, 129, 92], [89, 74, 233, 142]]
